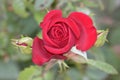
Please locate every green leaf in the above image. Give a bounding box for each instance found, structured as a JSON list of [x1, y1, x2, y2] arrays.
[[12, 0, 29, 18], [34, 0, 54, 10], [18, 66, 54, 80], [18, 66, 41, 80], [87, 59, 118, 74], [86, 66, 108, 80]]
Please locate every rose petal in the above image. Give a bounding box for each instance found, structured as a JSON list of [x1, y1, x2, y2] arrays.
[[44, 29, 75, 54], [43, 20, 60, 48], [40, 10, 62, 28], [43, 18, 78, 48], [68, 12, 97, 51], [67, 18, 80, 39], [48, 18, 80, 39], [32, 37, 53, 65]]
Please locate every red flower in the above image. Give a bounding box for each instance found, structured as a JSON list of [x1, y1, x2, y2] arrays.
[[32, 10, 97, 65]]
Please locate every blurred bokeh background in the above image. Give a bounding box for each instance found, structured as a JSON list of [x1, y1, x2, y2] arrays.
[[0, 0, 120, 80]]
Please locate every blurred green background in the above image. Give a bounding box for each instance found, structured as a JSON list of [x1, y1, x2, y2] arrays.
[[0, 0, 120, 80]]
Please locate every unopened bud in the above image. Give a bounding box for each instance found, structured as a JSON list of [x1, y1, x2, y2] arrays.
[[95, 29, 109, 47], [12, 37, 33, 54]]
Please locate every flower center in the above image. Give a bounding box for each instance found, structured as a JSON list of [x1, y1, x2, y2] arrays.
[[47, 22, 69, 47]]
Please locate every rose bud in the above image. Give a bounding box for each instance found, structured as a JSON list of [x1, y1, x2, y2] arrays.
[[12, 37, 33, 54], [95, 29, 109, 47], [32, 10, 97, 66]]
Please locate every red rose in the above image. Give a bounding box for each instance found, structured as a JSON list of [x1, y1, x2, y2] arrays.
[[32, 10, 97, 65]]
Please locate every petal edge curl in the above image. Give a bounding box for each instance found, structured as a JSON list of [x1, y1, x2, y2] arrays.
[[68, 12, 97, 51]]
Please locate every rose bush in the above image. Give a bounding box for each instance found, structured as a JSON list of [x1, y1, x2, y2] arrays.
[[32, 10, 97, 65]]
